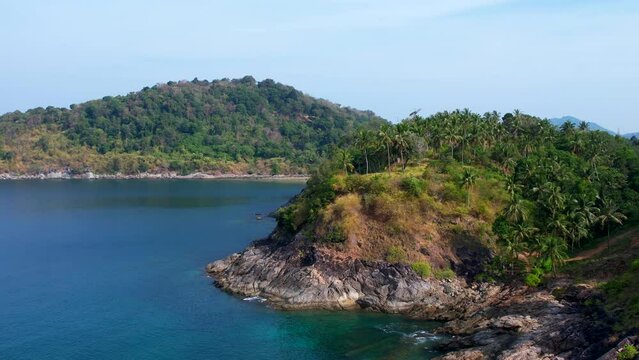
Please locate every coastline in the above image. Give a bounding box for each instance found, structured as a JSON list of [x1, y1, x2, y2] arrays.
[[0, 171, 309, 181], [208, 241, 612, 360]]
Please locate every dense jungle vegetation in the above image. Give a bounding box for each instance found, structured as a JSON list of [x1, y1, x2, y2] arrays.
[[0, 76, 384, 175], [277, 109, 639, 296]]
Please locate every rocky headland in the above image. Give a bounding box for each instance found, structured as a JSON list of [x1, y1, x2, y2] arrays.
[[207, 162, 639, 359], [207, 234, 616, 359]]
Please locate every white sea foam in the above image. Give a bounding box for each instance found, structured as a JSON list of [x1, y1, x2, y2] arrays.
[[406, 330, 443, 344], [376, 324, 444, 344], [242, 296, 267, 303]]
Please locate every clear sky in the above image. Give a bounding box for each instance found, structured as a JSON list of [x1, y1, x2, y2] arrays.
[[1, 0, 637, 132]]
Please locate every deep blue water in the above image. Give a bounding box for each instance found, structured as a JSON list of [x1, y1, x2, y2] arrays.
[[0, 180, 443, 359]]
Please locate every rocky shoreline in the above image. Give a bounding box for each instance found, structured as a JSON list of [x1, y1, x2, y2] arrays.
[[0, 171, 309, 181], [208, 236, 617, 359]]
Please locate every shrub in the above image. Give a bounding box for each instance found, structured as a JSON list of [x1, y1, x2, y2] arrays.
[[363, 192, 398, 221], [401, 176, 426, 197], [603, 277, 629, 296], [330, 174, 348, 194], [411, 261, 432, 278], [473, 200, 492, 220], [631, 259, 639, 271], [344, 175, 368, 193], [618, 344, 638, 360], [435, 268, 456, 280], [367, 174, 390, 194], [442, 182, 467, 203], [386, 246, 407, 263], [324, 226, 347, 243], [539, 257, 553, 274], [524, 273, 542, 287]]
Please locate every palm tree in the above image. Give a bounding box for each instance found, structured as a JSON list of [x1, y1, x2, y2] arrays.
[[588, 153, 602, 181], [535, 182, 566, 217], [335, 148, 354, 174], [548, 214, 570, 242], [504, 197, 528, 223], [566, 210, 589, 250], [596, 198, 627, 250], [560, 121, 576, 134], [460, 108, 474, 164], [535, 236, 567, 275], [378, 124, 395, 173], [394, 123, 411, 171], [355, 129, 374, 174], [441, 118, 461, 160], [573, 194, 599, 226], [505, 175, 523, 199], [501, 235, 528, 275], [512, 223, 538, 244], [578, 121, 589, 131], [460, 168, 478, 206]]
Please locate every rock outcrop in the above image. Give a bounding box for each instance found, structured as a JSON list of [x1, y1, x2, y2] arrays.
[[208, 240, 490, 315], [208, 239, 610, 359]]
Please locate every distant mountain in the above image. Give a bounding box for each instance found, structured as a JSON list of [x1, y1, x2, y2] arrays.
[[548, 116, 615, 134], [549, 116, 639, 138], [625, 132, 639, 139]]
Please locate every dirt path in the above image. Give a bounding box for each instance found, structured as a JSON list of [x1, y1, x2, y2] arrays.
[[567, 227, 639, 262]]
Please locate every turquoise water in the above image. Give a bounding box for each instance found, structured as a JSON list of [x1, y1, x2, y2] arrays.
[[0, 180, 444, 359]]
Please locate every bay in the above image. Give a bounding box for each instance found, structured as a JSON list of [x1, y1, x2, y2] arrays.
[[0, 180, 443, 359]]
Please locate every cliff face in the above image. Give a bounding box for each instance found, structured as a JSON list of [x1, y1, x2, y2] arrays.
[[207, 238, 490, 315], [207, 235, 608, 359]]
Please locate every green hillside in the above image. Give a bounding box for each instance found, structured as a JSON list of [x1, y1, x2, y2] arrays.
[[276, 109, 639, 284], [0, 76, 385, 175]]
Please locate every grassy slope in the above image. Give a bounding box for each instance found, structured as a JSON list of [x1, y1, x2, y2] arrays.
[[279, 159, 639, 334], [562, 227, 639, 334], [277, 161, 508, 276]]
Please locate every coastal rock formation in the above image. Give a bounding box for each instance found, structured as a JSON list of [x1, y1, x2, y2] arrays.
[[208, 240, 493, 315], [434, 289, 609, 359], [208, 239, 607, 359]]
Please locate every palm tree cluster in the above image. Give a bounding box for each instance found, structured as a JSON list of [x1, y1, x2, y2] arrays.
[[330, 109, 639, 278]]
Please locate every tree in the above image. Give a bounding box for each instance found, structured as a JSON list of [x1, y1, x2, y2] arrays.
[[460, 168, 478, 206], [355, 129, 375, 174], [512, 223, 537, 245], [566, 210, 589, 250], [504, 197, 528, 223], [596, 198, 627, 250], [573, 194, 599, 226], [335, 148, 354, 174], [578, 121, 589, 131], [536, 182, 566, 217], [378, 124, 395, 173], [394, 123, 411, 171], [442, 121, 462, 160], [501, 235, 527, 275], [535, 235, 567, 275], [505, 175, 523, 199]]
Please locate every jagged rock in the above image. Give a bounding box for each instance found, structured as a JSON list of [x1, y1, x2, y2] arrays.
[[208, 243, 482, 314], [208, 240, 611, 359], [597, 336, 639, 360]]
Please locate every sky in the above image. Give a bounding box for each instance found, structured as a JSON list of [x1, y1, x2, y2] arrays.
[[0, 0, 638, 133]]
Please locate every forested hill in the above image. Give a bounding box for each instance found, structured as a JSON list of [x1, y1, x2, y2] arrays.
[[0, 76, 386, 176]]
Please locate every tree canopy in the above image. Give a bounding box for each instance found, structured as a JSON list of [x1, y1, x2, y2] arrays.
[[280, 108, 639, 284], [0, 76, 385, 175]]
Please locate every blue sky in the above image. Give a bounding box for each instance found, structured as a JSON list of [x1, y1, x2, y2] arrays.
[[1, 0, 637, 132]]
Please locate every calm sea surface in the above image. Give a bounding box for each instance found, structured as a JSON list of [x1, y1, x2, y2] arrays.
[[0, 180, 443, 359]]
